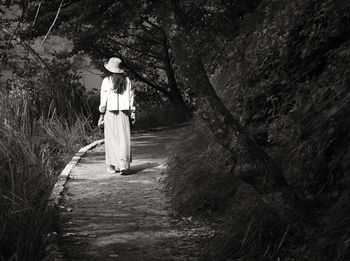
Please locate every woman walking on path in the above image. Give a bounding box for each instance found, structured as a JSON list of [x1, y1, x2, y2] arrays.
[[98, 57, 135, 174]]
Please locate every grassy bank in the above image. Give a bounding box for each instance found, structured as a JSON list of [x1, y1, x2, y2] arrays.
[[165, 118, 239, 217], [0, 64, 100, 259], [134, 101, 186, 131], [0, 115, 98, 260], [164, 0, 350, 260], [0, 75, 185, 260]]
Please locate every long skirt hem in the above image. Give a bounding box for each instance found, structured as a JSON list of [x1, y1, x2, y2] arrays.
[[104, 110, 131, 170]]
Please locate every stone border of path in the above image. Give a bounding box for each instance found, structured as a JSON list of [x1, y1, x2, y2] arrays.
[[44, 124, 187, 260], [44, 139, 104, 260], [49, 139, 105, 206], [48, 122, 187, 206]]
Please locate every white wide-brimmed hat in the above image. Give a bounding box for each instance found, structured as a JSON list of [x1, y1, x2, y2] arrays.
[[104, 57, 124, 73]]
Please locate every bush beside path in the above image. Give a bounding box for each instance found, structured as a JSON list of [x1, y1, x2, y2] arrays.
[[52, 128, 211, 260]]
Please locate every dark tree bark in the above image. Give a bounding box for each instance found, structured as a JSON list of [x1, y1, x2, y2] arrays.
[[156, 0, 314, 222], [123, 52, 190, 120], [161, 31, 190, 120]]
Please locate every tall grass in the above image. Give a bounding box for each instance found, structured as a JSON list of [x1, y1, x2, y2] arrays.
[[164, 118, 306, 261], [201, 187, 300, 261], [165, 121, 350, 261], [0, 83, 97, 260], [0, 119, 95, 260], [0, 123, 52, 260]]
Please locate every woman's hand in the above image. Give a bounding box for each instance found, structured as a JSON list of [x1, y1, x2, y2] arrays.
[[98, 114, 104, 128], [130, 112, 136, 126]]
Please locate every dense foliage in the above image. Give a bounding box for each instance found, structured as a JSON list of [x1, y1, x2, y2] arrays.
[[2, 0, 350, 260], [165, 0, 350, 260], [215, 0, 350, 206], [0, 3, 100, 260]]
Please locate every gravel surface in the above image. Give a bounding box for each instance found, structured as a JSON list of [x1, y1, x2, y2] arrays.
[[54, 129, 212, 261]]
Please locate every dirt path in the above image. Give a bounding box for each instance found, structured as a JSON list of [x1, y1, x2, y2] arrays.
[[56, 128, 211, 261]]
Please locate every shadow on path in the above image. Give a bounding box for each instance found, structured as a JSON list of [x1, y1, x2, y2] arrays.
[[54, 128, 211, 261], [122, 162, 160, 176]]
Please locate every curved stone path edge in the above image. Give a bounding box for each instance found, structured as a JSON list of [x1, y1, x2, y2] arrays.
[[49, 139, 105, 207], [45, 126, 212, 261], [49, 123, 188, 207]]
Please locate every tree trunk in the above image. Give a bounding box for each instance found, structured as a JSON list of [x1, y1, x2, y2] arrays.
[[162, 33, 191, 121], [166, 88, 190, 121], [92, 30, 190, 120], [156, 0, 314, 222]]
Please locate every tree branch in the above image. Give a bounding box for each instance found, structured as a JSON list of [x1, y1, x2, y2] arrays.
[[121, 30, 162, 45], [41, 0, 64, 45], [143, 18, 163, 30], [106, 37, 164, 61], [139, 22, 163, 40], [123, 60, 168, 94], [30, 0, 42, 35], [90, 43, 168, 95], [1, 28, 52, 74]]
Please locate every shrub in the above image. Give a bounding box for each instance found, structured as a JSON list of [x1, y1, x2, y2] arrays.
[[0, 123, 52, 260], [0, 63, 98, 259], [203, 203, 298, 261], [164, 118, 240, 217], [0, 115, 97, 260], [165, 0, 350, 260], [134, 100, 186, 131], [0, 113, 97, 260]]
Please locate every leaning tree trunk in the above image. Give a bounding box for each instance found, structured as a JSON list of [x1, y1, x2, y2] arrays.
[[165, 86, 190, 121], [156, 0, 314, 222], [162, 33, 191, 121]]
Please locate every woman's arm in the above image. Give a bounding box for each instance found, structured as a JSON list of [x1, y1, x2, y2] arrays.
[[98, 78, 108, 128], [99, 78, 109, 114], [128, 77, 136, 124], [128, 78, 135, 112]]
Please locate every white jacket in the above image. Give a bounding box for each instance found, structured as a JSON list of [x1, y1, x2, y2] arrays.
[[99, 76, 135, 113]]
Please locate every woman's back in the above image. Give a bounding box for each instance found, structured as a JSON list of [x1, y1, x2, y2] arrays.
[[100, 74, 132, 112], [110, 73, 127, 94]]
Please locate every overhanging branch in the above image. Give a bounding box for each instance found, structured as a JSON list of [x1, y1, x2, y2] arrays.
[[1, 28, 53, 78], [90, 43, 168, 95], [106, 37, 164, 61]]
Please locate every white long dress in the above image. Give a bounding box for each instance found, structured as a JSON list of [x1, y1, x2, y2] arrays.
[[104, 110, 131, 170], [99, 75, 134, 170]]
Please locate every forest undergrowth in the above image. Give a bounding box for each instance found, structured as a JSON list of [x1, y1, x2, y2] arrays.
[[0, 59, 186, 261], [0, 57, 102, 260], [0, 114, 96, 261], [2, 0, 350, 260], [165, 0, 350, 260]]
